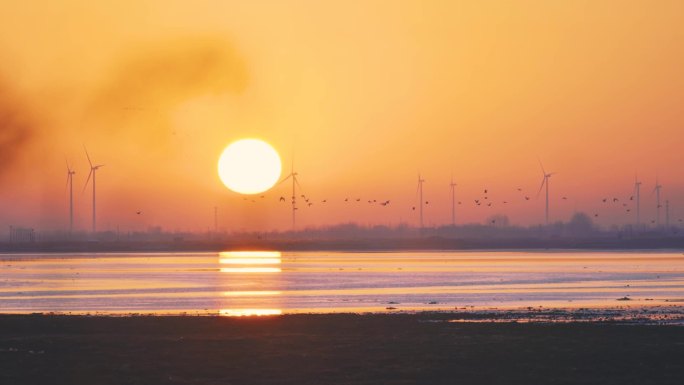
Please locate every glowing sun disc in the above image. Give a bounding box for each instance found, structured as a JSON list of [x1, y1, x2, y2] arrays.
[[218, 139, 282, 194]]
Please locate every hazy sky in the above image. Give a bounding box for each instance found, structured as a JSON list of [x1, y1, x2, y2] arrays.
[[1, 0, 683, 233]]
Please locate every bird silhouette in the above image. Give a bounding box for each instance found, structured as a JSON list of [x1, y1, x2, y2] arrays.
[[562, 197, 567, 200], [524, 196, 530, 200], [136, 211, 142, 215], [412, 206, 416, 210]]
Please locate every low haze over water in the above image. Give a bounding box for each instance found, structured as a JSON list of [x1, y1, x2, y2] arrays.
[[1, 251, 683, 315]]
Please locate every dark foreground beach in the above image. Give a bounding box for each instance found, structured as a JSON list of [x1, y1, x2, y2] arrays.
[[1, 313, 684, 385]]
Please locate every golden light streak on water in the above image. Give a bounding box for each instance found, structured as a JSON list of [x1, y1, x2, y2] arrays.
[[219, 258, 281, 265], [219, 309, 282, 317], [219, 251, 282, 258], [222, 291, 282, 296], [220, 267, 282, 273]]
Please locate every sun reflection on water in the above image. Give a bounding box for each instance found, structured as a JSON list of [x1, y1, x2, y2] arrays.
[[219, 251, 283, 316], [219, 309, 283, 317]]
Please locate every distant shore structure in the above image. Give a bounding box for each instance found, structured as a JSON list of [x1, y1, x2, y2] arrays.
[[450, 176, 457, 226]]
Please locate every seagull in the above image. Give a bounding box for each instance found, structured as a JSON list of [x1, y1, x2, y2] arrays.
[[524, 196, 530, 201], [136, 211, 142, 215], [412, 206, 416, 211], [562, 197, 567, 200]]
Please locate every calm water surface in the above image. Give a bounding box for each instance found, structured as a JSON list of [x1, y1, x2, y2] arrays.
[[1, 251, 684, 315]]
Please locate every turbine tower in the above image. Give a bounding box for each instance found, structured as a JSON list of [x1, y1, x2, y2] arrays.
[[666, 200, 670, 228], [277, 159, 301, 231], [449, 176, 457, 226], [654, 178, 662, 226], [417, 174, 425, 229], [537, 160, 555, 225], [633, 176, 641, 227], [83, 147, 104, 234], [65, 159, 76, 234]]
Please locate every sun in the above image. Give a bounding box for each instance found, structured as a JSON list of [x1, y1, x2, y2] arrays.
[[218, 139, 282, 195]]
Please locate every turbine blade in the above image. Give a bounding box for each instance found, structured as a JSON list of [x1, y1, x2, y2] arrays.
[[83, 145, 93, 168], [536, 176, 546, 198], [83, 169, 93, 193], [537, 158, 546, 176], [276, 173, 293, 186]]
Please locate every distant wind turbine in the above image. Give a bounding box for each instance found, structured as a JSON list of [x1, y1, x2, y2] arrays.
[[449, 176, 457, 226], [277, 158, 302, 230], [654, 178, 662, 226], [83, 146, 104, 233], [65, 159, 76, 234], [633, 175, 641, 227], [537, 160, 555, 225], [417, 174, 425, 229]]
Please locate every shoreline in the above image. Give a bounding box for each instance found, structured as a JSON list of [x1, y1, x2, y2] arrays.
[[3, 236, 684, 254], [2, 312, 684, 384]]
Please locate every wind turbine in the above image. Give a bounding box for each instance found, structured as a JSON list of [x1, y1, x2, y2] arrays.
[[65, 159, 76, 234], [277, 158, 302, 231], [537, 160, 555, 225], [417, 174, 425, 229], [83, 146, 104, 233], [633, 175, 641, 227], [449, 176, 457, 226], [654, 178, 662, 226]]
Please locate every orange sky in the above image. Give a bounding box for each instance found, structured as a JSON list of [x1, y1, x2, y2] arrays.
[[1, 0, 683, 233]]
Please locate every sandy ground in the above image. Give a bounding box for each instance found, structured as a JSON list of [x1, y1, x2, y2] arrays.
[[1, 313, 684, 385]]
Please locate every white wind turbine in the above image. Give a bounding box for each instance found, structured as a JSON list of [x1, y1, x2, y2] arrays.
[[537, 160, 555, 225], [654, 178, 662, 226], [633, 175, 641, 227], [65, 159, 76, 234], [83, 146, 104, 233], [417, 173, 425, 229], [277, 159, 302, 231], [449, 176, 457, 226]]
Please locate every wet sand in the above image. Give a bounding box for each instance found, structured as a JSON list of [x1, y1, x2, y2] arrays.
[[2, 313, 684, 385]]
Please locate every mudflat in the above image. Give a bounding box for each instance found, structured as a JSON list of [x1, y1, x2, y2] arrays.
[[1, 313, 683, 385]]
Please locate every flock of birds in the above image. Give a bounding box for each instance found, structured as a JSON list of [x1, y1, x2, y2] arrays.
[[231, 184, 682, 225]]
